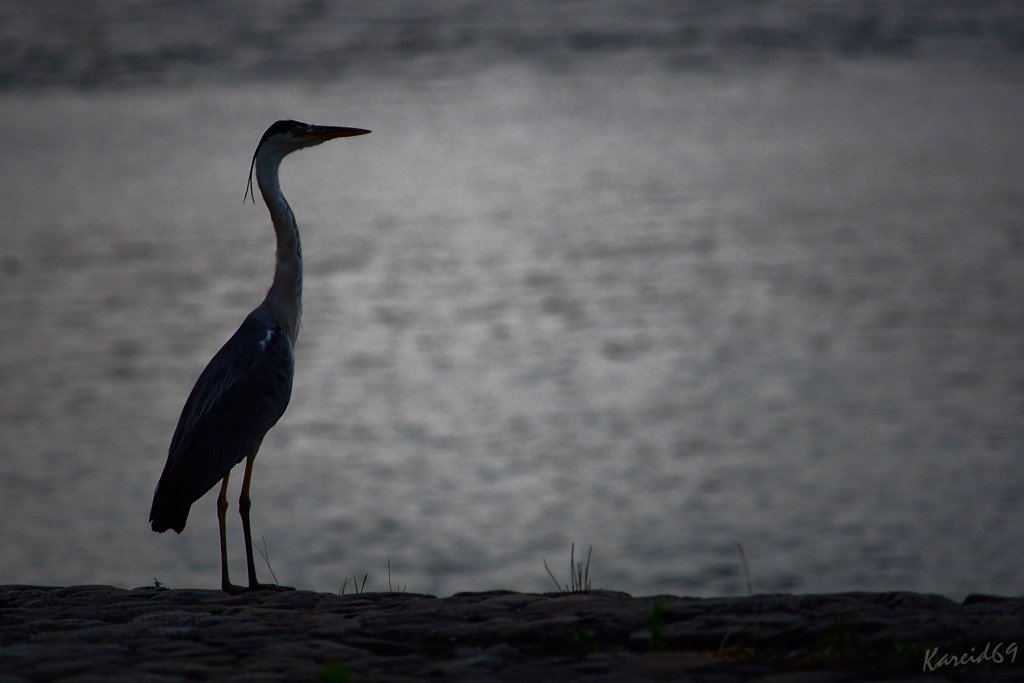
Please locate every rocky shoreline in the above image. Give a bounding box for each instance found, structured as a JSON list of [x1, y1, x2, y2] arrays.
[[0, 585, 1021, 682]]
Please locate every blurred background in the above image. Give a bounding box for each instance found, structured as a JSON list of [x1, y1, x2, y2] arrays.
[[0, 1, 1022, 599]]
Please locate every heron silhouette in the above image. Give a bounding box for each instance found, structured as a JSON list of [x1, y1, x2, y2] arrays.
[[150, 120, 370, 593]]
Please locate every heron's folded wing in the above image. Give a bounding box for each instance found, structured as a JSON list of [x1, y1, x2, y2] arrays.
[[164, 321, 294, 483]]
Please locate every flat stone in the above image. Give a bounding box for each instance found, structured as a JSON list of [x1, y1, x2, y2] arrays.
[[0, 585, 1019, 681], [259, 591, 324, 611]]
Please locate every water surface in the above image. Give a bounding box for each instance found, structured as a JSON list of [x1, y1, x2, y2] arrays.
[[1, 9, 1023, 597]]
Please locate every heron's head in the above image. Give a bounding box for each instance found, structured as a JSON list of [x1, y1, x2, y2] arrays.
[[245, 119, 370, 202]]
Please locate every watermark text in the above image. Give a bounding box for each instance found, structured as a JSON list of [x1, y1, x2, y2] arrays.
[[924, 642, 1017, 672]]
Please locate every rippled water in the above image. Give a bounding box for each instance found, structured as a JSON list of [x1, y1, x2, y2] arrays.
[[1, 3, 1023, 599]]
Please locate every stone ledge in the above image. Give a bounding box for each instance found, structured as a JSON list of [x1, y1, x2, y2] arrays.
[[1, 585, 1021, 681]]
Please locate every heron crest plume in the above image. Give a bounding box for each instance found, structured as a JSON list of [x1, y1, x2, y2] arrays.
[[244, 119, 371, 203]]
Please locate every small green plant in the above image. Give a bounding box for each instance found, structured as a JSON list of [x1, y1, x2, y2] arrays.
[[887, 640, 927, 675], [809, 612, 861, 667], [543, 543, 592, 594], [649, 600, 668, 651], [152, 578, 163, 589], [339, 574, 368, 595], [318, 664, 351, 683], [254, 535, 280, 585], [570, 629, 599, 654], [388, 559, 406, 593]]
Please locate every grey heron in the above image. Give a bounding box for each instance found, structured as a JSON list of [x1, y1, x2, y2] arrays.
[[150, 120, 370, 593]]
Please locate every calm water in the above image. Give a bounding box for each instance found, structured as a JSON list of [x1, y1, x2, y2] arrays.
[[1, 3, 1023, 599]]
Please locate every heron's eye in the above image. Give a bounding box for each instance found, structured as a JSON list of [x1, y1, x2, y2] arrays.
[[292, 126, 302, 134]]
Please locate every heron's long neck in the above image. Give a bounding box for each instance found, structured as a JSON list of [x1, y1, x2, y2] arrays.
[[256, 154, 302, 341]]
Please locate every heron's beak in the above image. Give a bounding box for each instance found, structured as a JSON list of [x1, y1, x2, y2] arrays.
[[305, 125, 371, 142]]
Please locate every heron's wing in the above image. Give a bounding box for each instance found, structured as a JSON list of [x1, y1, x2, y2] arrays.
[[154, 316, 294, 516], [172, 326, 287, 452]]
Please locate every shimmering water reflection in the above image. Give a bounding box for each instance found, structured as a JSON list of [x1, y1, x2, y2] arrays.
[[1, 61, 1022, 598]]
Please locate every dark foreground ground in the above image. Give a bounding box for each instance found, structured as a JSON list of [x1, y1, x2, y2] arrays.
[[0, 586, 1021, 682]]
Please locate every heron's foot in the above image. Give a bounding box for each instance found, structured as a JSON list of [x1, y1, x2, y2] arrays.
[[221, 582, 245, 595], [243, 583, 295, 593]]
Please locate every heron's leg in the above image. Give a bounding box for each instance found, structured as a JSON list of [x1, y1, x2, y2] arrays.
[[238, 450, 293, 592], [218, 473, 242, 594], [238, 451, 260, 588]]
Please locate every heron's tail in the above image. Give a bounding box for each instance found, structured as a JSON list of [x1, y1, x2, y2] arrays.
[[149, 477, 192, 534]]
